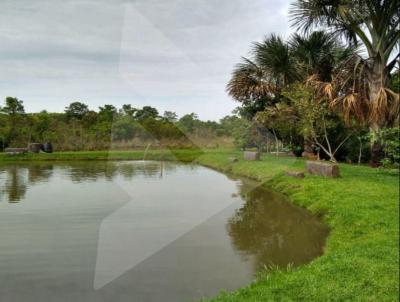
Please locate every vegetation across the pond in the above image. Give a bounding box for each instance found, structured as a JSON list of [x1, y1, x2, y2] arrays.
[[0, 98, 242, 151], [1, 149, 398, 301], [1, 2, 399, 166]]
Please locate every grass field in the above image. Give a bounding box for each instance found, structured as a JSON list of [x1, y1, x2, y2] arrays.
[[1, 149, 399, 301]]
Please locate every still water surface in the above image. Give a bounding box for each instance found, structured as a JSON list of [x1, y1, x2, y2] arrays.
[[0, 161, 328, 302]]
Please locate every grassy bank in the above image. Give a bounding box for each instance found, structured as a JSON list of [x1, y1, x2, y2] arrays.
[[1, 149, 398, 301], [0, 149, 204, 163]]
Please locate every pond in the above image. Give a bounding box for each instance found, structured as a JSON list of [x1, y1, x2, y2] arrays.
[[0, 161, 328, 302]]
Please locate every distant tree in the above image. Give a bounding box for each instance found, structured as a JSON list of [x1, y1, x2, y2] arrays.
[[121, 104, 137, 116], [1, 97, 25, 115], [0, 113, 8, 150], [162, 111, 178, 122], [82, 111, 98, 127], [98, 105, 117, 122], [112, 115, 136, 141], [134, 106, 159, 120], [220, 117, 255, 150], [31, 110, 51, 141], [0, 97, 25, 146], [178, 113, 199, 133], [65, 102, 89, 120]]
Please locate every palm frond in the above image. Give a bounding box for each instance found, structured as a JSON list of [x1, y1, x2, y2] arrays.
[[331, 93, 366, 125], [369, 87, 400, 126], [226, 57, 275, 102]]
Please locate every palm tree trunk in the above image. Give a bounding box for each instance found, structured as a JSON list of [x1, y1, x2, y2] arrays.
[[370, 123, 384, 167], [367, 59, 389, 166]]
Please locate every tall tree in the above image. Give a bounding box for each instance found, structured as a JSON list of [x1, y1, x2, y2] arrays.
[[1, 97, 25, 115], [134, 106, 159, 120], [226, 34, 299, 119], [98, 105, 117, 122], [162, 111, 178, 122], [290, 31, 355, 81], [227, 32, 353, 156], [290, 0, 400, 163], [121, 104, 137, 117], [0, 97, 25, 146], [65, 102, 89, 120]]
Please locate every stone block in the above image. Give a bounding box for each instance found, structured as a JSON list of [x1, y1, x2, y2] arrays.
[[244, 151, 260, 161], [306, 161, 340, 178]]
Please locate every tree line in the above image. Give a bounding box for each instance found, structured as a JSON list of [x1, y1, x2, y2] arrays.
[[0, 97, 249, 151]]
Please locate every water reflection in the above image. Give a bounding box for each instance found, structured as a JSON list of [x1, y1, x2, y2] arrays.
[[0, 161, 328, 302], [27, 163, 54, 184], [0, 161, 174, 203], [227, 186, 329, 270], [67, 161, 167, 182], [0, 165, 27, 202]]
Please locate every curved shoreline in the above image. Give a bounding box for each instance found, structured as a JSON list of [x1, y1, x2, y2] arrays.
[[1, 149, 399, 301]]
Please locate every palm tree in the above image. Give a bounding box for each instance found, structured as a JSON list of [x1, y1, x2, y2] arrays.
[[290, 0, 399, 163], [291, 31, 357, 156], [227, 34, 299, 112], [228, 31, 354, 157], [227, 32, 354, 106], [290, 31, 355, 81]]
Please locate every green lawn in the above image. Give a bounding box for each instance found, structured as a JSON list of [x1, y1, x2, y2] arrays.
[[1, 149, 398, 301]]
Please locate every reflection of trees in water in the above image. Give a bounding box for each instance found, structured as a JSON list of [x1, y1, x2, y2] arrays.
[[117, 162, 167, 179], [67, 161, 170, 182], [28, 164, 54, 184], [0, 161, 178, 203], [0, 163, 54, 203], [227, 186, 329, 271], [0, 165, 27, 203], [67, 162, 119, 183]]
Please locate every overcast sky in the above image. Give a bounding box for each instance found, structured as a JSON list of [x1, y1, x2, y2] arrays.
[[0, 0, 293, 120]]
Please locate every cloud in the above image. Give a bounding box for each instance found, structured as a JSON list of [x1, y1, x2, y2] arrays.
[[0, 0, 292, 120]]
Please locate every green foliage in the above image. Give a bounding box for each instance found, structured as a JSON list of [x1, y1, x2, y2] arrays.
[[379, 127, 400, 167], [162, 111, 178, 122], [64, 102, 89, 120], [389, 71, 400, 93], [98, 104, 117, 122], [177, 113, 199, 133], [134, 106, 159, 120], [0, 98, 250, 151], [121, 104, 136, 116], [0, 97, 25, 115], [272, 83, 354, 161]]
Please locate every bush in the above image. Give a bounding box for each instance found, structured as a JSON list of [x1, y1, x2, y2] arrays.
[[380, 127, 400, 167]]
